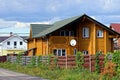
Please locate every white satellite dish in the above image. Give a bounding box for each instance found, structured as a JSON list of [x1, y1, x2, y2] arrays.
[[70, 39, 76, 46]]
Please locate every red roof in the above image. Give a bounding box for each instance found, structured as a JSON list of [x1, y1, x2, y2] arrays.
[[110, 23, 120, 33]]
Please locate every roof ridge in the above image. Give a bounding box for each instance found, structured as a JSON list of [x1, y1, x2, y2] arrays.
[[34, 14, 85, 38]]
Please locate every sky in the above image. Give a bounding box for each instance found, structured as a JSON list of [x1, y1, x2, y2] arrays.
[[0, 0, 120, 36]]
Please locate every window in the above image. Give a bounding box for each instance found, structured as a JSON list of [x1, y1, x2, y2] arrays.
[[14, 41, 17, 48], [83, 27, 89, 38], [97, 30, 103, 37], [69, 31, 74, 36], [74, 48, 77, 55], [53, 49, 57, 56], [82, 50, 88, 55], [60, 31, 66, 36], [62, 49, 66, 56], [20, 41, 23, 45], [7, 41, 10, 45], [60, 30, 74, 36], [53, 49, 66, 56]]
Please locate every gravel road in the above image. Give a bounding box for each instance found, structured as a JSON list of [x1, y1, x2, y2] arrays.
[[0, 68, 48, 80]]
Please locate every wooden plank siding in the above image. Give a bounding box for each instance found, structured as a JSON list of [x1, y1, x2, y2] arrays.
[[48, 36, 78, 55], [27, 15, 119, 56]]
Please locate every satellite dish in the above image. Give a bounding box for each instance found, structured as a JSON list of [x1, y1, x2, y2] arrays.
[[70, 39, 76, 46]]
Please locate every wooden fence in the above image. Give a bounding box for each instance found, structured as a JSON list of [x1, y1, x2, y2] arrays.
[[7, 56, 48, 65], [0, 56, 7, 62], [50, 55, 105, 72], [6, 54, 105, 72], [83, 55, 104, 72], [50, 55, 76, 69]]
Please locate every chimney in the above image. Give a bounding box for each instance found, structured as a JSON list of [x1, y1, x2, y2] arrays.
[[10, 32, 13, 36]]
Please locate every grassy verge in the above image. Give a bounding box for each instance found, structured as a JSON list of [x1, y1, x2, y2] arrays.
[[0, 62, 100, 80], [0, 62, 120, 80]]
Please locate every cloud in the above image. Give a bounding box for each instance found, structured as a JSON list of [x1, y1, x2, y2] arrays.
[[0, 0, 119, 30], [0, 18, 50, 29]]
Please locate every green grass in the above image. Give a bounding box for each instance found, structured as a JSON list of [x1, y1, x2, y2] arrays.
[[0, 62, 120, 80]]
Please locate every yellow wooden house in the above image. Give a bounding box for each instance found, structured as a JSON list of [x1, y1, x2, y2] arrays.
[[27, 14, 120, 56]]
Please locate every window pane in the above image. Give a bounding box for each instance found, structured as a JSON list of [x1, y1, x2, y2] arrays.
[[69, 31, 74, 36], [60, 31, 66, 36], [62, 49, 66, 56], [74, 48, 77, 55], [60, 31, 64, 36], [14, 42, 17, 46], [53, 49, 57, 56], [58, 49, 61, 56], [66, 31, 69, 36], [20, 42, 23, 45], [83, 27, 89, 38], [7, 41, 10, 45], [82, 51, 88, 55], [97, 30, 103, 37], [85, 28, 89, 37]]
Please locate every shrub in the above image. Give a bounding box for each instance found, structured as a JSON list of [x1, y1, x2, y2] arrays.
[[76, 51, 84, 70], [27, 56, 36, 68], [95, 51, 102, 73], [16, 53, 22, 64], [112, 51, 120, 73]]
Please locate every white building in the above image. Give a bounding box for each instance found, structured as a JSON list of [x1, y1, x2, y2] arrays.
[[0, 33, 27, 56]]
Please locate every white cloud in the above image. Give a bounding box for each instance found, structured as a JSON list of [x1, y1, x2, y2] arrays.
[[97, 0, 120, 13], [0, 18, 50, 29]]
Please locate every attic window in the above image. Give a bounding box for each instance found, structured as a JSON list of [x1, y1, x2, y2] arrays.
[[20, 41, 23, 45], [7, 41, 10, 45], [60, 30, 74, 36], [60, 30, 66, 36], [97, 30, 103, 38]]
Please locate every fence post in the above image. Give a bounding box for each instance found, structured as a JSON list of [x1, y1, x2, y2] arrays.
[[25, 56, 26, 65], [66, 55, 67, 69], [89, 55, 91, 72]]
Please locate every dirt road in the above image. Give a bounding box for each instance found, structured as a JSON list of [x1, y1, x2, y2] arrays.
[[0, 68, 48, 80]]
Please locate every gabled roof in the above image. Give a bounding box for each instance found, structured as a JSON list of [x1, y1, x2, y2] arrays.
[[30, 24, 52, 38], [31, 14, 120, 38], [34, 15, 82, 38], [110, 23, 120, 33], [0, 35, 28, 43], [0, 37, 9, 42]]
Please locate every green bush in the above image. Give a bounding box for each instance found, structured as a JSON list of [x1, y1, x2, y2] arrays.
[[95, 51, 102, 73], [16, 53, 22, 64], [27, 56, 36, 68], [112, 51, 120, 73], [76, 51, 84, 70]]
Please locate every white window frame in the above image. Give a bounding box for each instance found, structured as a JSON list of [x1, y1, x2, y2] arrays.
[[97, 30, 103, 38], [83, 27, 89, 38], [82, 50, 88, 55], [53, 49, 66, 56]]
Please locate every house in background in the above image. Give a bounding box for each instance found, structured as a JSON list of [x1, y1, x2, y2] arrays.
[[110, 23, 120, 49], [27, 14, 120, 56], [0, 32, 27, 56]]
